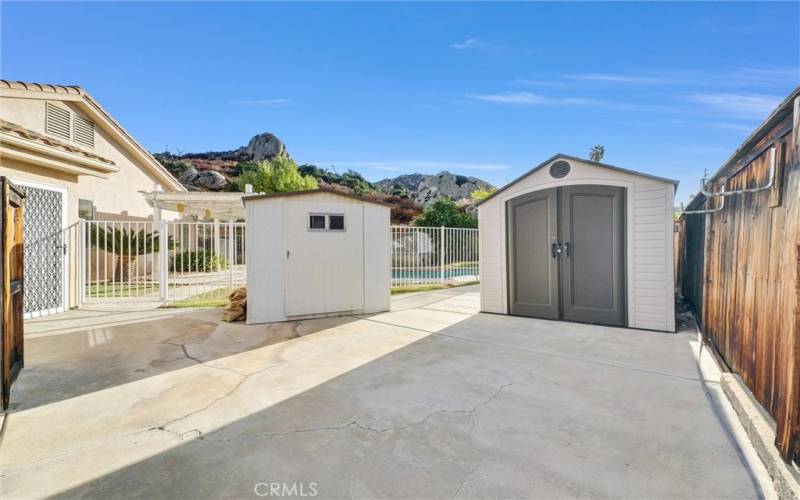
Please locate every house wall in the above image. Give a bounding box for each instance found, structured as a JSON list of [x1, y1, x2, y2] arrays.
[[0, 96, 172, 223], [0, 95, 180, 309], [246, 192, 390, 324], [478, 157, 676, 332]]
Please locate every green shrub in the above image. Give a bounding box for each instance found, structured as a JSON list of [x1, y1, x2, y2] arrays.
[[171, 251, 228, 272]]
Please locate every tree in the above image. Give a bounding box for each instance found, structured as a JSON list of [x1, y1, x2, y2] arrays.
[[298, 164, 375, 194], [471, 187, 497, 202], [414, 198, 477, 228], [236, 157, 318, 194], [589, 145, 605, 162]]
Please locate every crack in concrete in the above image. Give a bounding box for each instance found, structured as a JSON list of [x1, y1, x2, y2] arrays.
[[161, 341, 249, 377], [451, 467, 477, 499], [201, 365, 544, 446]]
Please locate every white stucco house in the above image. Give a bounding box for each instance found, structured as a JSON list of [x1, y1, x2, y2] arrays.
[[0, 80, 185, 315]]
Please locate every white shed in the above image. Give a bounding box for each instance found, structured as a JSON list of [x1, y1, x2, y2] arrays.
[[243, 188, 391, 324], [477, 154, 678, 332]]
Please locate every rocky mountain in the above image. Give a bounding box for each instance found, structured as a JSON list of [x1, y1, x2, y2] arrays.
[[155, 133, 495, 211], [376, 171, 494, 207], [155, 133, 290, 191]]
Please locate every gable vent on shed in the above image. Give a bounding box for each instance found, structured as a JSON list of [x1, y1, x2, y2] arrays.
[[549, 160, 571, 179], [45, 102, 71, 140], [74, 115, 95, 148]]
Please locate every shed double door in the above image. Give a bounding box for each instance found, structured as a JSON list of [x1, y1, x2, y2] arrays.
[[507, 185, 626, 327]]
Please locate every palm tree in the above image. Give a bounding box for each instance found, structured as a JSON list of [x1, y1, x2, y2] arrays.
[[88, 225, 172, 281], [590, 145, 605, 162]]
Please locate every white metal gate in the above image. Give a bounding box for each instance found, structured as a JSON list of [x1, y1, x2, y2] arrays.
[[17, 182, 68, 318], [81, 220, 246, 304], [391, 226, 479, 287]]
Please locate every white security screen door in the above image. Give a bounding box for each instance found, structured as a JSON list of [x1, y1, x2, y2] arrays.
[[284, 201, 364, 317], [16, 182, 68, 318]]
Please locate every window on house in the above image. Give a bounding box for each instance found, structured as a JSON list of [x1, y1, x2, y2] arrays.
[[309, 214, 345, 231], [78, 199, 95, 220]]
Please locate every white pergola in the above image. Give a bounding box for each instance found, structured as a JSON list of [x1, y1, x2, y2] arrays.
[[140, 190, 248, 222]]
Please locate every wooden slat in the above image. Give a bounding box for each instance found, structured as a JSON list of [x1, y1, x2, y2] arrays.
[[681, 101, 799, 463], [1, 177, 25, 411]]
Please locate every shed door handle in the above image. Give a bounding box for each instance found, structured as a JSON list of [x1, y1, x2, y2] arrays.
[[286, 250, 290, 259], [551, 242, 559, 258], [563, 242, 570, 257]]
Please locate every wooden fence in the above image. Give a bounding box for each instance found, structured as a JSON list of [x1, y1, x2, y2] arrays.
[[677, 91, 799, 463], [1, 177, 25, 410]]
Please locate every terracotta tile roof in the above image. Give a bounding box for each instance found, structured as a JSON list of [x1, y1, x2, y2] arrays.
[[0, 80, 86, 96], [0, 118, 116, 166]]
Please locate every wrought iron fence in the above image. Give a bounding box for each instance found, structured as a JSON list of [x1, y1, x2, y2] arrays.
[[80, 220, 246, 304], [391, 226, 479, 287], [80, 221, 478, 303]]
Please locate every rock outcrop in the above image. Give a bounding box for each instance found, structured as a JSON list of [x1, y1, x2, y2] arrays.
[[193, 171, 228, 190], [243, 133, 288, 162], [159, 132, 290, 191], [376, 171, 494, 207]]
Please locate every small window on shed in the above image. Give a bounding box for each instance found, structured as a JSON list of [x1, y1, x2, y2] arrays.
[[329, 215, 345, 230], [309, 215, 326, 229]]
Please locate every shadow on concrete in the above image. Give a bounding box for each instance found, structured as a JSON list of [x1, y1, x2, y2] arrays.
[[12, 309, 368, 411], [53, 311, 761, 500]]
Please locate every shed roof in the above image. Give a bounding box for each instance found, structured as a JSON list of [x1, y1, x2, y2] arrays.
[[242, 187, 394, 207], [476, 154, 678, 207]]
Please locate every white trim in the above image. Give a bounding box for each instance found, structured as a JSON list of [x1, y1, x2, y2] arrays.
[[13, 178, 70, 319]]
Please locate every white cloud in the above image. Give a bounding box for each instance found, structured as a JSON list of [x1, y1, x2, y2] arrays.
[[450, 38, 481, 50], [229, 98, 292, 107], [511, 78, 567, 88], [467, 91, 595, 106], [689, 92, 782, 118], [562, 73, 665, 84], [708, 122, 756, 132], [449, 38, 506, 53]]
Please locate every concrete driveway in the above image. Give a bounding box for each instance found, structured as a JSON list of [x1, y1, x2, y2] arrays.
[[2, 286, 767, 498]]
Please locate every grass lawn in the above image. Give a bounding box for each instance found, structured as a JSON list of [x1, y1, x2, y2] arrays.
[[160, 288, 231, 308], [86, 282, 166, 298]]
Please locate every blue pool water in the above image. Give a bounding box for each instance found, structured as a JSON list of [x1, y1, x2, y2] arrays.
[[392, 269, 478, 280]]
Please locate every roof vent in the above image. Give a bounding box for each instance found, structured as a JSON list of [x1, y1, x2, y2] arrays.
[[73, 115, 95, 148], [549, 160, 571, 179], [45, 102, 71, 140]]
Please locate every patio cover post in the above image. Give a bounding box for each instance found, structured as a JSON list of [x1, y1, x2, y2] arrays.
[[227, 220, 234, 290], [213, 218, 220, 273], [159, 219, 167, 301], [152, 204, 161, 287]]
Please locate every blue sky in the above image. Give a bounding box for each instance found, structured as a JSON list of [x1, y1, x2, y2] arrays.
[[3, 2, 798, 203]]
